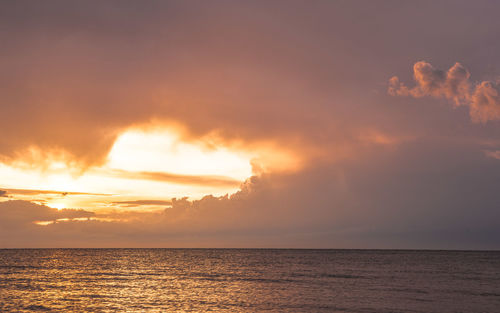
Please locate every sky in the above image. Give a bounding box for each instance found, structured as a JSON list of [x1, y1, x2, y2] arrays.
[[1, 0, 499, 248]]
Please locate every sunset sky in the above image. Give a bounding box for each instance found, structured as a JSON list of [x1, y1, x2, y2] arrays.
[[1, 1, 499, 248]]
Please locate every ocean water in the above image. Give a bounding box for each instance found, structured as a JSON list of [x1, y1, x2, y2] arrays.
[[0, 249, 498, 312]]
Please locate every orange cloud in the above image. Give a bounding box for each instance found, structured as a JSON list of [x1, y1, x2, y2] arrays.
[[2, 188, 109, 196], [102, 169, 242, 187], [0, 200, 93, 226], [389, 61, 500, 123], [483, 150, 500, 160], [470, 81, 500, 123], [111, 200, 173, 207]]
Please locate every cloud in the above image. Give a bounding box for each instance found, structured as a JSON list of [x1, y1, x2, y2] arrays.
[[470, 81, 500, 122], [0, 1, 335, 167], [0, 1, 419, 169], [0, 190, 7, 197], [389, 61, 500, 122], [0, 200, 94, 228], [0, 2, 499, 171], [1, 139, 499, 249], [2, 188, 109, 196], [484, 150, 500, 160], [112, 200, 172, 207], [389, 62, 470, 104], [1, 2, 500, 250], [103, 169, 242, 187]]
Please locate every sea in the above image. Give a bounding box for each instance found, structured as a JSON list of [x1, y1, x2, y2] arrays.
[[0, 249, 498, 312]]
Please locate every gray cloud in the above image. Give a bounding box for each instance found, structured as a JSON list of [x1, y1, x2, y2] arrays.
[[0, 190, 6, 197]]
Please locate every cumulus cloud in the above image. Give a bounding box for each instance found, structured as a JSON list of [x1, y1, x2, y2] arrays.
[[388, 62, 470, 104], [470, 81, 500, 122], [2, 139, 500, 249], [389, 61, 500, 122], [0, 200, 94, 227]]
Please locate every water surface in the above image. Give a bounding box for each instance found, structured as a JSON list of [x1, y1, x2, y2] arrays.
[[0, 249, 499, 312]]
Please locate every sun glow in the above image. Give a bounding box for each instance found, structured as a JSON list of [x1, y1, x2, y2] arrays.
[[0, 125, 300, 211], [47, 202, 65, 210], [107, 128, 253, 180]]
